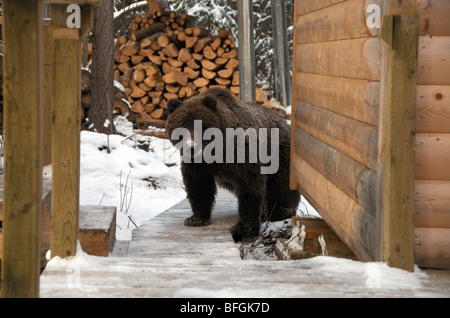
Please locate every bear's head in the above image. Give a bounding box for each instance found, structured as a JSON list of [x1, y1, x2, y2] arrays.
[[165, 93, 223, 160]]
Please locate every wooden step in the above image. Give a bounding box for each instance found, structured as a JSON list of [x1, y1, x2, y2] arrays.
[[79, 205, 116, 257]]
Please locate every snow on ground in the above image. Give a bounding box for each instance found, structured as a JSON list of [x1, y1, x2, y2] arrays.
[[78, 116, 186, 240]]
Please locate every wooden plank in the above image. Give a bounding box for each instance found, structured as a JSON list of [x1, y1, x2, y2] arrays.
[[294, 128, 377, 215], [297, 0, 378, 44], [1, 0, 43, 298], [297, 0, 345, 16], [415, 180, 450, 229], [377, 15, 418, 272], [417, 36, 450, 85], [78, 206, 116, 257], [415, 133, 450, 181], [296, 37, 381, 80], [292, 155, 377, 261], [51, 14, 81, 258], [416, 85, 450, 133], [295, 72, 380, 126], [414, 227, 450, 269], [294, 100, 378, 170], [416, 0, 450, 36], [80, 5, 94, 39]]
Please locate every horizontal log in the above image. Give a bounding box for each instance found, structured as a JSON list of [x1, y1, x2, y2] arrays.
[[292, 155, 377, 261], [294, 100, 378, 170], [297, 0, 377, 44], [296, 37, 381, 80], [417, 36, 450, 85], [415, 133, 450, 181], [417, 0, 450, 36], [297, 0, 345, 16], [295, 72, 379, 126], [414, 180, 450, 228], [414, 227, 450, 269], [416, 85, 450, 133], [294, 128, 377, 214]]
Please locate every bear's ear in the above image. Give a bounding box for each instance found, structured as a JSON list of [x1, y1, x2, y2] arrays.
[[167, 98, 182, 114], [202, 95, 217, 111]]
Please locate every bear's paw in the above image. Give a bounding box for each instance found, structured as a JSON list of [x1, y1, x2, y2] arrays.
[[184, 216, 210, 227]]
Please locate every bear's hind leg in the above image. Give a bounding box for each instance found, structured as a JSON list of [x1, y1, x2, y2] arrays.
[[230, 184, 265, 243], [265, 176, 300, 222]]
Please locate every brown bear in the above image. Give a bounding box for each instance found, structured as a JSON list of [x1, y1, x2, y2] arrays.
[[166, 87, 299, 242]]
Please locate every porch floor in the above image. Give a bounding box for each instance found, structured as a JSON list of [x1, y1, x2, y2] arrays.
[[40, 190, 450, 298]]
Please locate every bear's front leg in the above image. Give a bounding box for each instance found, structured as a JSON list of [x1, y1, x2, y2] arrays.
[[231, 187, 264, 243], [182, 166, 216, 227]]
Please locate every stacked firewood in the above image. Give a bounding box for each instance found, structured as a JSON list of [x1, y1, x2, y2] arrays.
[[81, 69, 131, 129], [114, 9, 241, 126]]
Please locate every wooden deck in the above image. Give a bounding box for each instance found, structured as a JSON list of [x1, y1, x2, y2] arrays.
[[40, 190, 450, 298]]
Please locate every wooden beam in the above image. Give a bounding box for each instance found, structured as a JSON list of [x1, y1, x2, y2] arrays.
[[289, 0, 300, 190], [1, 0, 43, 298], [50, 5, 81, 258], [80, 5, 94, 39], [377, 15, 419, 272]]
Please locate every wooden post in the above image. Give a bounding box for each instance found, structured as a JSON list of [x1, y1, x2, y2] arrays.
[[237, 0, 256, 103], [289, 0, 299, 191], [377, 15, 419, 271], [271, 0, 291, 107], [1, 0, 43, 298], [50, 5, 82, 258]]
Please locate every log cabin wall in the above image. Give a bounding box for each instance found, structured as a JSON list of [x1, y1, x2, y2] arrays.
[[290, 0, 450, 269], [412, 0, 450, 269]]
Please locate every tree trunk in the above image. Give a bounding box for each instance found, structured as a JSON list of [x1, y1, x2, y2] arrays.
[[89, 0, 116, 134]]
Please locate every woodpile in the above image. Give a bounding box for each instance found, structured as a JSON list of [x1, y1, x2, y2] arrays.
[[80, 69, 132, 129], [114, 4, 241, 128]]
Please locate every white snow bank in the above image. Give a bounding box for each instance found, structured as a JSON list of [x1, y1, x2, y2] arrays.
[[300, 256, 427, 290], [78, 117, 185, 240]]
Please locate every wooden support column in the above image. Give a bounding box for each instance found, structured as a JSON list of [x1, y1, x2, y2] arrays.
[[237, 0, 256, 103], [1, 0, 44, 298], [50, 5, 82, 258], [289, 0, 299, 191], [377, 15, 419, 271]]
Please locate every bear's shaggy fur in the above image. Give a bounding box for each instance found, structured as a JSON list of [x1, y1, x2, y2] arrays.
[[166, 87, 299, 242]]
